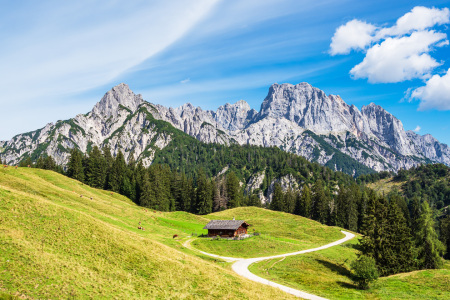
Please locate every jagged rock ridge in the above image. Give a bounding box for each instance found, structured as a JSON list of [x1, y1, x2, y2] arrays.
[[1, 82, 449, 174]]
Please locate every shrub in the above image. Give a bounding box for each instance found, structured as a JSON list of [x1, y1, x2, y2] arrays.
[[351, 255, 379, 290]]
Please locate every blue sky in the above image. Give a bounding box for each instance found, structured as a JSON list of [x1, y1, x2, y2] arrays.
[[1, 0, 450, 144]]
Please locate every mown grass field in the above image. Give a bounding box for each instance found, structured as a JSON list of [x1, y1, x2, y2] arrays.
[[0, 167, 297, 299], [192, 207, 344, 258], [366, 177, 403, 195], [249, 238, 450, 299]]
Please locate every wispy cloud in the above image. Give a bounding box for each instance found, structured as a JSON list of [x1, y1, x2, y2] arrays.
[[0, 0, 218, 139], [414, 125, 421, 132], [180, 78, 191, 84]]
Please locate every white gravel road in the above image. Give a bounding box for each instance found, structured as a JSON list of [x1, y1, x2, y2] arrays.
[[187, 230, 355, 299]]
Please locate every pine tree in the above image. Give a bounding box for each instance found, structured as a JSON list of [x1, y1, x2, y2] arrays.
[[297, 184, 311, 218], [139, 171, 154, 208], [121, 175, 134, 200], [148, 165, 172, 211], [358, 191, 369, 230], [171, 171, 183, 210], [347, 184, 360, 232], [67, 148, 84, 182], [36, 155, 45, 169], [415, 201, 445, 269], [196, 169, 212, 215], [382, 200, 415, 275], [249, 194, 261, 207], [409, 196, 422, 234], [187, 177, 196, 213], [335, 186, 348, 228], [440, 215, 450, 259], [19, 157, 33, 168], [179, 173, 192, 212], [372, 196, 388, 272], [284, 188, 296, 214], [43, 155, 56, 170], [226, 171, 241, 208], [212, 180, 221, 212], [270, 183, 285, 212], [85, 146, 106, 188], [294, 190, 302, 216], [360, 191, 378, 259], [388, 192, 410, 225], [102, 146, 114, 190], [134, 161, 145, 203], [312, 180, 328, 224], [109, 150, 126, 192]]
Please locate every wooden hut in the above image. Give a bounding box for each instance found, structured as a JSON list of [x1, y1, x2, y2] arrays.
[[203, 220, 249, 237]]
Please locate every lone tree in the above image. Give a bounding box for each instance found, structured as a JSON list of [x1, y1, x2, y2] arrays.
[[415, 201, 445, 269], [351, 255, 379, 290]]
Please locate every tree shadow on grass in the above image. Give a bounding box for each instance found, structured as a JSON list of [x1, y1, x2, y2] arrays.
[[316, 259, 360, 290], [342, 242, 362, 251], [337, 281, 359, 290], [317, 259, 352, 277]]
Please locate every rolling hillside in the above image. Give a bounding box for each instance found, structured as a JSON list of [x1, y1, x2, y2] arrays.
[[1, 167, 343, 299], [249, 238, 450, 299], [2, 167, 448, 299], [0, 167, 300, 299]]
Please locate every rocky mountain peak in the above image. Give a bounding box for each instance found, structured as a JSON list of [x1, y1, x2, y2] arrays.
[[361, 102, 415, 155], [2, 81, 450, 175], [257, 82, 358, 134], [215, 100, 257, 131], [91, 83, 143, 118]]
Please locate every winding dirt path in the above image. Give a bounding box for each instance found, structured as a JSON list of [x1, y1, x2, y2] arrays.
[[185, 231, 355, 299]]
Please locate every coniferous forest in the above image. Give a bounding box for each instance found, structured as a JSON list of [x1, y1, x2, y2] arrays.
[[15, 143, 450, 277]]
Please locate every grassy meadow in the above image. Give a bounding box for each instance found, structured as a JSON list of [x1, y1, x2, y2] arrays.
[[192, 207, 344, 258], [249, 238, 450, 299], [366, 177, 403, 195], [0, 167, 298, 299], [2, 167, 448, 299]]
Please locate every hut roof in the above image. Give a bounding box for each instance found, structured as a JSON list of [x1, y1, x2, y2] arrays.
[[203, 220, 249, 230]]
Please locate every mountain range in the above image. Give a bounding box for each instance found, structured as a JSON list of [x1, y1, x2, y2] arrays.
[[1, 82, 449, 175]]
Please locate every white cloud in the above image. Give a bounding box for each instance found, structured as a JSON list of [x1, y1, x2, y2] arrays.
[[329, 20, 377, 55], [180, 78, 191, 84], [377, 6, 450, 38], [413, 125, 421, 132], [330, 6, 450, 84], [350, 30, 446, 83], [412, 68, 450, 110]]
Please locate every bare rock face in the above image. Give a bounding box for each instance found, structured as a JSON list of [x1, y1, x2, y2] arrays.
[[406, 131, 450, 166], [361, 103, 415, 156], [92, 83, 143, 118], [1, 82, 449, 175], [215, 100, 257, 131], [259, 83, 356, 134]]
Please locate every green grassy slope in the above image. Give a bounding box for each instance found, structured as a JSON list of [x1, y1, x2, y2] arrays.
[[192, 207, 344, 258], [0, 168, 297, 299], [249, 238, 450, 299]]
